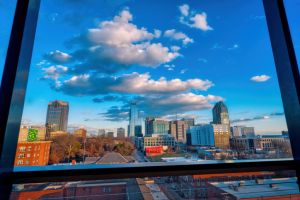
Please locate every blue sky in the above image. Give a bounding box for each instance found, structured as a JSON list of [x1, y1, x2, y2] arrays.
[[1, 0, 299, 134]]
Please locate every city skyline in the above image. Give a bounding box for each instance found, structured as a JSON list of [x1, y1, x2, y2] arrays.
[[0, 0, 291, 134]]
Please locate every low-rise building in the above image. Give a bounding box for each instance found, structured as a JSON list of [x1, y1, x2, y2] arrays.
[[50, 131, 68, 139], [143, 134, 176, 150], [18, 125, 46, 142], [74, 128, 87, 140], [14, 141, 51, 166]]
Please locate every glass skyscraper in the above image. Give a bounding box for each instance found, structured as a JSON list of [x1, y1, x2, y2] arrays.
[[45, 100, 69, 139], [128, 102, 140, 137]]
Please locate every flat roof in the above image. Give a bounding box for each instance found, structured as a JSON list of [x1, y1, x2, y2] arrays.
[[210, 177, 300, 198]]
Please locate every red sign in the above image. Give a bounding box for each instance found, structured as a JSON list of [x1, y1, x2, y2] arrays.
[[145, 146, 163, 154]]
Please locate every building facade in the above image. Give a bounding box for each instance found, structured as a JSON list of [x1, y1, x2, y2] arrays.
[[212, 101, 230, 125], [212, 124, 230, 150], [14, 141, 51, 166], [169, 120, 189, 143], [231, 126, 255, 138], [187, 125, 215, 146], [143, 134, 176, 150], [117, 128, 126, 138], [145, 117, 169, 136], [18, 125, 46, 142], [45, 100, 69, 140], [128, 102, 141, 137], [74, 128, 87, 140]]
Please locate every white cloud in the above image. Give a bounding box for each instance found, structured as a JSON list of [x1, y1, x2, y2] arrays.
[[45, 50, 72, 63], [87, 9, 155, 46], [250, 75, 271, 82], [179, 4, 213, 31], [42, 65, 68, 80], [58, 72, 214, 96], [164, 29, 194, 45], [102, 93, 223, 121], [111, 73, 213, 94], [46, 9, 180, 75], [179, 4, 189, 17]]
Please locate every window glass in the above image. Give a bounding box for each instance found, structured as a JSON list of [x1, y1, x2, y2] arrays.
[[11, 170, 300, 199], [0, 0, 18, 82], [16, 0, 292, 169], [284, 0, 300, 68]]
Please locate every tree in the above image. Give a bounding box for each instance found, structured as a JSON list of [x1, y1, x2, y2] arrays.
[[49, 134, 81, 164]]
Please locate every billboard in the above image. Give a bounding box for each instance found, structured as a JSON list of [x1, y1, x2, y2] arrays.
[[145, 146, 163, 156], [27, 128, 38, 142]]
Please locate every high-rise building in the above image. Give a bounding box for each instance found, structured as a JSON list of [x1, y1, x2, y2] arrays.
[[145, 117, 169, 136], [212, 124, 230, 149], [187, 125, 215, 146], [212, 101, 230, 125], [128, 102, 141, 137], [117, 128, 125, 138], [45, 100, 69, 140], [169, 120, 189, 143], [182, 118, 195, 127]]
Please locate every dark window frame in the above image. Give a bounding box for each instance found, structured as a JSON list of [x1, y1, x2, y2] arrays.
[[0, 0, 300, 199]]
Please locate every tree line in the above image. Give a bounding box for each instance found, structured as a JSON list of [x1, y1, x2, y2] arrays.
[[49, 135, 135, 164]]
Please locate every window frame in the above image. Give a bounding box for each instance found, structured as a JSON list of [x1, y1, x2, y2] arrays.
[[0, 0, 300, 198]]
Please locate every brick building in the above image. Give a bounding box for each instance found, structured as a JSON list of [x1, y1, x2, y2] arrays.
[[14, 141, 51, 166]]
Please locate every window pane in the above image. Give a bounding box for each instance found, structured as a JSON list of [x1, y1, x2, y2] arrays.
[[11, 170, 300, 199], [14, 0, 292, 170], [284, 0, 300, 69], [0, 0, 18, 81]]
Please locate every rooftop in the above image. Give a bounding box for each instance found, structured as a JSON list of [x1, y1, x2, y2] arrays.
[[210, 177, 299, 199]]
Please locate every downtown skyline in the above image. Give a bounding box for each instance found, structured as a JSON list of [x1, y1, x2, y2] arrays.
[[0, 0, 293, 134]]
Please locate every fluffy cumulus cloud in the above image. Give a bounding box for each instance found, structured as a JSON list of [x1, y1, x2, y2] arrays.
[[179, 4, 213, 31], [43, 9, 180, 76], [250, 75, 271, 82], [101, 93, 223, 121], [164, 29, 194, 45], [44, 50, 72, 63], [57, 72, 214, 96]]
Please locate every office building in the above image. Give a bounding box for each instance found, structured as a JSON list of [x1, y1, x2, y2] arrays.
[[212, 101, 230, 125], [143, 134, 176, 150], [187, 125, 215, 146], [14, 141, 51, 166], [45, 100, 69, 140], [182, 118, 195, 127], [145, 117, 169, 136], [169, 120, 189, 142], [230, 137, 256, 152], [128, 102, 141, 137], [231, 126, 255, 138], [212, 124, 230, 150], [117, 128, 126, 138]]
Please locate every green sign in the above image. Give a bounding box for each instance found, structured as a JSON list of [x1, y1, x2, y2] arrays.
[[27, 128, 38, 142]]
